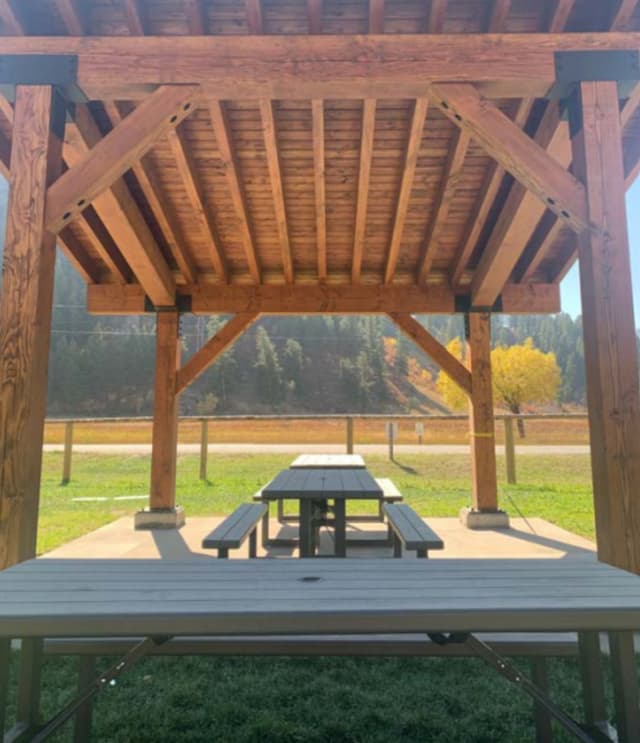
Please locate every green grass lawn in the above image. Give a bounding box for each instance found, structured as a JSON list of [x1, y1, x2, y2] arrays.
[[9, 452, 597, 741]]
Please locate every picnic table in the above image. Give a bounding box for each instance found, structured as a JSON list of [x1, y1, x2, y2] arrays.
[[261, 468, 383, 557], [1, 558, 639, 742]]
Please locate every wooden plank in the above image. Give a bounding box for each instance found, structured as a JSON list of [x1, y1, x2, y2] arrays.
[[570, 81, 640, 574], [384, 504, 444, 549], [259, 99, 294, 283], [487, 0, 511, 32], [0, 86, 65, 570], [427, 0, 447, 33], [121, 0, 145, 34], [612, 0, 640, 29], [417, 127, 470, 283], [307, 0, 322, 33], [245, 0, 263, 33], [46, 86, 198, 233], [467, 312, 498, 512], [102, 101, 196, 284], [0, 0, 23, 34], [3, 35, 640, 101], [202, 504, 267, 548], [184, 0, 205, 34], [176, 313, 258, 393], [369, 0, 385, 33], [384, 98, 428, 284], [149, 312, 180, 510], [166, 126, 228, 282], [78, 208, 131, 283], [57, 227, 101, 284], [54, 0, 85, 34], [389, 312, 472, 395], [312, 99, 327, 281], [430, 84, 588, 234], [352, 99, 376, 282], [547, 0, 576, 32], [87, 282, 560, 316], [208, 99, 260, 283], [518, 213, 564, 282]]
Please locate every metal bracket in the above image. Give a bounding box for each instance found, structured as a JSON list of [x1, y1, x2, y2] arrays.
[[144, 295, 192, 314], [455, 295, 501, 314], [0, 54, 87, 106]]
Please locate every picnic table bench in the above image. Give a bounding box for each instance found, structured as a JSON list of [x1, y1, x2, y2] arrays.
[[383, 503, 444, 558], [201, 503, 267, 558]]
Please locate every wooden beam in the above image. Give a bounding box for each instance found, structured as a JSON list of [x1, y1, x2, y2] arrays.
[[245, 0, 263, 33], [488, 0, 511, 32], [389, 313, 471, 395], [54, 0, 85, 34], [418, 128, 470, 283], [65, 105, 176, 306], [78, 208, 131, 283], [207, 99, 259, 282], [547, 0, 576, 32], [384, 98, 428, 284], [369, 0, 385, 33], [430, 84, 588, 234], [471, 102, 570, 306], [184, 0, 205, 34], [307, 0, 322, 33], [149, 311, 180, 511], [312, 99, 327, 281], [352, 99, 376, 282], [5, 35, 640, 101], [517, 211, 564, 282], [0, 0, 22, 34], [612, 0, 640, 30], [570, 81, 640, 573], [47, 86, 198, 233], [427, 0, 447, 32], [58, 227, 102, 284], [0, 86, 65, 569], [87, 282, 561, 316], [121, 0, 145, 34], [103, 101, 196, 284], [176, 313, 259, 393], [466, 312, 499, 512], [166, 126, 228, 282], [259, 100, 293, 283]]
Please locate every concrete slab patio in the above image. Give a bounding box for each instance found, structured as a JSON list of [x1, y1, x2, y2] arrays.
[[43, 515, 596, 562]]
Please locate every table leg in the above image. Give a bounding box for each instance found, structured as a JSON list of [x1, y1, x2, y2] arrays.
[[0, 638, 9, 737], [73, 655, 96, 743], [609, 630, 640, 743], [530, 657, 553, 742], [578, 631, 608, 733], [299, 500, 314, 557], [334, 500, 347, 558], [16, 638, 43, 738]]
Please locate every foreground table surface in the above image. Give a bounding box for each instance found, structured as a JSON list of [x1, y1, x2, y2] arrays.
[[290, 454, 366, 469], [2, 558, 640, 638], [262, 468, 382, 500]]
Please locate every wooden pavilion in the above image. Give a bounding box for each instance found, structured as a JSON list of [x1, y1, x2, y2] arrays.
[[0, 0, 639, 574]]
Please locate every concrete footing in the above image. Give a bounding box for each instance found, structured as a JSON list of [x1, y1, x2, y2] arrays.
[[459, 507, 510, 530], [134, 506, 186, 530]]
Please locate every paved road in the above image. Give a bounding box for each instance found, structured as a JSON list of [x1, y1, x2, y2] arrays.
[[43, 443, 591, 455]]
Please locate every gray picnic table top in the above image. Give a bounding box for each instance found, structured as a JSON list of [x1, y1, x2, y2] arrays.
[[2, 558, 640, 637], [290, 454, 366, 469], [262, 467, 382, 501]]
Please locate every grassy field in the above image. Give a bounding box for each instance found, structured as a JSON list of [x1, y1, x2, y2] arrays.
[[9, 452, 597, 741]]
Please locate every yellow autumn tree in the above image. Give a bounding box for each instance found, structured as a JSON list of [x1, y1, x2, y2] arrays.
[[436, 337, 468, 411]]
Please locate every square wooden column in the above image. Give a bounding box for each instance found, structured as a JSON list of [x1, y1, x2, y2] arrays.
[[135, 311, 185, 529], [461, 312, 508, 529], [570, 81, 640, 572], [0, 86, 65, 570]]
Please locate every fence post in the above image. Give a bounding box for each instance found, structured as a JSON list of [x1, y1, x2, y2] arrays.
[[504, 417, 516, 484], [346, 417, 354, 454], [61, 421, 74, 485], [199, 419, 208, 481], [386, 422, 396, 462]]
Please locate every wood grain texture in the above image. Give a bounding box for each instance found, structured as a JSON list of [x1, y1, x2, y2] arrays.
[[466, 312, 498, 512], [150, 311, 180, 510], [121, 0, 145, 34], [427, 0, 447, 33], [389, 313, 471, 395], [487, 0, 511, 32], [176, 313, 259, 393], [184, 0, 205, 34], [312, 99, 327, 280], [0, 86, 64, 569], [352, 99, 376, 282], [571, 81, 640, 574]]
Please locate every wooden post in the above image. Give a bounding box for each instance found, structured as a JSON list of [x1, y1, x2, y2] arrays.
[[346, 417, 354, 454], [135, 311, 184, 529], [462, 313, 508, 528], [61, 421, 74, 485], [569, 81, 640, 572], [0, 85, 65, 569], [503, 417, 516, 484], [199, 418, 208, 481]]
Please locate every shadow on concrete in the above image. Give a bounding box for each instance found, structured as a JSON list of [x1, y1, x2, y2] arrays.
[[151, 529, 213, 560], [490, 526, 595, 560]]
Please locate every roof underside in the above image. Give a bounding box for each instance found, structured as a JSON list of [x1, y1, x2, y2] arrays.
[[1, 0, 639, 313]]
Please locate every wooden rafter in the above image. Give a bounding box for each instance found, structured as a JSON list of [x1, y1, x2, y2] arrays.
[[54, 0, 85, 34], [352, 99, 376, 283], [58, 227, 102, 284], [260, 99, 294, 283], [47, 86, 198, 232], [121, 0, 145, 34], [79, 208, 131, 283], [389, 313, 472, 395], [547, 0, 576, 32], [384, 98, 428, 285], [488, 0, 511, 32], [369, 0, 385, 33], [88, 282, 561, 316], [184, 0, 205, 34], [103, 101, 196, 284], [312, 99, 327, 281], [418, 128, 470, 284], [166, 126, 228, 282], [307, 0, 322, 33], [516, 211, 563, 283], [427, 0, 447, 33], [208, 98, 260, 283], [245, 0, 263, 33], [0, 0, 22, 34], [176, 313, 259, 393], [612, 0, 640, 29]]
